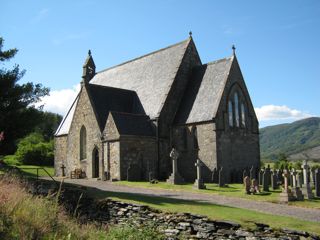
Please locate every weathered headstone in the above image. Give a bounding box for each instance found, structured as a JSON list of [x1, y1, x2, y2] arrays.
[[271, 170, 278, 190], [243, 176, 251, 194], [251, 178, 260, 194], [166, 148, 185, 184], [277, 169, 284, 185], [301, 160, 314, 199], [218, 167, 225, 187], [279, 170, 294, 203], [259, 168, 264, 185], [194, 159, 206, 189], [315, 168, 320, 197], [211, 168, 218, 183], [60, 164, 66, 177], [297, 171, 302, 188], [262, 165, 271, 192], [310, 169, 315, 189], [290, 168, 304, 201]]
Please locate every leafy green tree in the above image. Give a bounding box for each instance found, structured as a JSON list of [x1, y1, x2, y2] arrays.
[[15, 132, 53, 166], [0, 37, 49, 154]]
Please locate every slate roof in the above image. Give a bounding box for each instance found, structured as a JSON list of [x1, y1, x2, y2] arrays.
[[90, 38, 191, 119], [55, 94, 79, 136], [174, 56, 234, 124], [87, 84, 144, 130], [110, 112, 155, 137]]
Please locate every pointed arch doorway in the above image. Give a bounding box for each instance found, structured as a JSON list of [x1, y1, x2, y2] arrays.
[[92, 148, 99, 178]]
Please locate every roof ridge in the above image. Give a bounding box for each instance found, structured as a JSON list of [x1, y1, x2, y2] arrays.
[[95, 38, 191, 74], [110, 111, 149, 117], [205, 55, 233, 66], [89, 82, 137, 94]]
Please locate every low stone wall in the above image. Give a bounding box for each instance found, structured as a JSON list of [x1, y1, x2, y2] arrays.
[[31, 181, 319, 240]]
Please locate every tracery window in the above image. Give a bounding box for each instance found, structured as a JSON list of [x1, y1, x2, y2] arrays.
[[227, 85, 247, 129], [80, 126, 87, 160]]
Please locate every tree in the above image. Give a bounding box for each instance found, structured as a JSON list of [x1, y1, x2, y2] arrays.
[[0, 37, 49, 154]]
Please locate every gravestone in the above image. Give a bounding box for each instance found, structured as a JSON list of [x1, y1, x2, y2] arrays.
[[127, 163, 142, 181], [301, 160, 314, 199], [315, 168, 320, 197], [218, 167, 225, 187], [277, 169, 284, 185], [194, 159, 206, 189], [271, 170, 278, 190], [60, 164, 66, 177], [310, 169, 315, 189], [211, 168, 218, 183], [290, 168, 304, 201], [259, 169, 264, 185], [166, 148, 185, 184], [279, 170, 294, 203], [297, 172, 302, 188], [251, 178, 260, 194], [262, 165, 271, 191], [243, 176, 251, 194]]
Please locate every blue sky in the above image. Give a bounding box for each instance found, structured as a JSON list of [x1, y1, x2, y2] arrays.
[[1, 0, 319, 127]]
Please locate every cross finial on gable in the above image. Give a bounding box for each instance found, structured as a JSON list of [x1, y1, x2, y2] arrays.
[[232, 44, 236, 55], [88, 49, 92, 56], [189, 31, 192, 37]]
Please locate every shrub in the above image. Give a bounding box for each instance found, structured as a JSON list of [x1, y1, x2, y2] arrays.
[[15, 133, 53, 166]]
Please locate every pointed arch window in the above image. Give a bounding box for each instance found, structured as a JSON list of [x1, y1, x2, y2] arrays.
[[234, 92, 240, 127], [80, 126, 87, 160], [228, 101, 234, 127]]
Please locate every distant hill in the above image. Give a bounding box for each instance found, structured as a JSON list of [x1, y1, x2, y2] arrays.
[[260, 117, 320, 161]]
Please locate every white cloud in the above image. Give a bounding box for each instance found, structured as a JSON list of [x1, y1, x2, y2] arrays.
[[37, 84, 80, 116], [254, 105, 312, 122]]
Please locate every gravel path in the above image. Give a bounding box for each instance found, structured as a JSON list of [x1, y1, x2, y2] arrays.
[[48, 178, 320, 223]]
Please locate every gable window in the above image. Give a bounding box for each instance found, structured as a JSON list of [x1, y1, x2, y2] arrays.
[[80, 126, 87, 160], [234, 92, 240, 127], [228, 101, 234, 127]]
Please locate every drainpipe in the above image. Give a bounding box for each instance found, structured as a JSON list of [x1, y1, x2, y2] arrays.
[[156, 117, 160, 179]]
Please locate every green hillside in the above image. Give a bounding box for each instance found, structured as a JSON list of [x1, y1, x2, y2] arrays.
[[260, 117, 320, 161]]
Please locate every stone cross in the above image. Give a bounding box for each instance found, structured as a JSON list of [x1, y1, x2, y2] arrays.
[[60, 164, 66, 177], [166, 148, 184, 184], [193, 159, 206, 189], [301, 160, 314, 199], [315, 168, 320, 197], [279, 169, 294, 203], [170, 148, 179, 175], [259, 168, 264, 185]]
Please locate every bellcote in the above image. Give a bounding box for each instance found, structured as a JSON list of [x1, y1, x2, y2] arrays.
[[82, 50, 96, 84]]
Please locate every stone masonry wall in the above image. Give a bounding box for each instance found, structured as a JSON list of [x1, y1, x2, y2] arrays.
[[172, 123, 217, 182], [64, 83, 103, 178], [54, 135, 67, 176], [119, 136, 157, 181], [215, 57, 260, 183]]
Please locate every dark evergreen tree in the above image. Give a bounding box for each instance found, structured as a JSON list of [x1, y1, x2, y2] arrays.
[[0, 37, 49, 154]]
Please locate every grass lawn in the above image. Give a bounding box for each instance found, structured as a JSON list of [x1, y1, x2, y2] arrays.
[[115, 181, 320, 209], [88, 187, 320, 235]]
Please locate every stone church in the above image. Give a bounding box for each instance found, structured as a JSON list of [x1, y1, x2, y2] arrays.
[[54, 36, 260, 183]]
